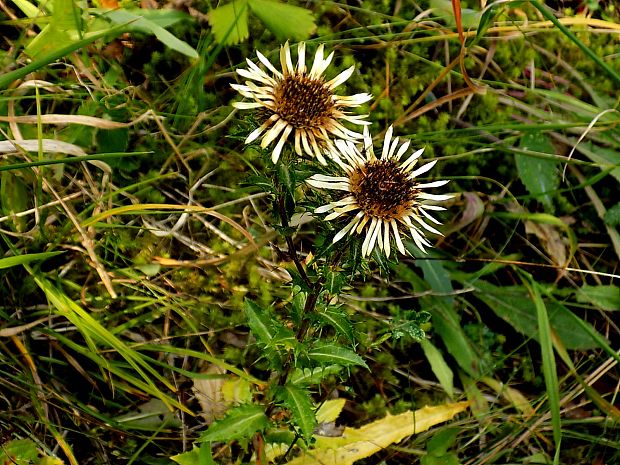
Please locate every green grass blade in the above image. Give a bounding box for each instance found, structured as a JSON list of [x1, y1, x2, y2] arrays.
[[0, 152, 149, 173], [521, 272, 562, 464], [0, 22, 128, 90], [33, 275, 186, 410], [0, 252, 63, 270], [530, 1, 620, 87]]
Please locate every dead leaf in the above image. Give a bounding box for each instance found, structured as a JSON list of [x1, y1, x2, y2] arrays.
[[283, 401, 470, 465], [524, 220, 567, 268], [193, 365, 228, 424], [447, 191, 485, 234]]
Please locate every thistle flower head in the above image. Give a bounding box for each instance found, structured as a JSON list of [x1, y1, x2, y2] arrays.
[[231, 42, 372, 164], [306, 126, 453, 257]]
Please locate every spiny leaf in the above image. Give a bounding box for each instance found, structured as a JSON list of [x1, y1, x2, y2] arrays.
[[171, 444, 216, 465], [0, 439, 38, 464], [197, 404, 268, 442], [317, 307, 354, 342], [276, 385, 316, 442], [290, 365, 343, 386], [244, 299, 276, 345], [308, 343, 368, 369]]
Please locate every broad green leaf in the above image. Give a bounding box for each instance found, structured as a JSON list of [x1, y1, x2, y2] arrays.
[[207, 0, 249, 45], [0, 439, 38, 464], [0, 251, 63, 270], [248, 0, 316, 42], [420, 339, 454, 398], [53, 0, 78, 31], [100, 8, 198, 58], [197, 404, 268, 442], [136, 8, 190, 28], [285, 402, 470, 465], [415, 258, 454, 302], [276, 385, 316, 442], [308, 343, 368, 369], [516, 132, 559, 211], [244, 299, 276, 345], [421, 428, 460, 465], [576, 284, 620, 311], [317, 307, 354, 342], [171, 444, 216, 465], [604, 203, 620, 226], [290, 365, 343, 386], [429, 0, 480, 28], [474, 281, 599, 350], [25, 0, 77, 57]]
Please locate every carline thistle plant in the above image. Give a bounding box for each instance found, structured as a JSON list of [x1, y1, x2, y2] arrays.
[[224, 40, 454, 459], [231, 42, 452, 260]]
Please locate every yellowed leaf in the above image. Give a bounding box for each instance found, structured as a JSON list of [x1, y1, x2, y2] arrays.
[[481, 377, 534, 418], [285, 401, 470, 465], [221, 377, 252, 404], [316, 399, 346, 424]]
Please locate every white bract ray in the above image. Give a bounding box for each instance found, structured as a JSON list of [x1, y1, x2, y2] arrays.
[[307, 126, 454, 257], [231, 42, 372, 164]]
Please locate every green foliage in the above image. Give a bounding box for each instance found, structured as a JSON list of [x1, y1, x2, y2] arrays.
[[171, 444, 217, 465], [0, 252, 63, 270], [421, 339, 455, 398], [197, 405, 269, 442], [516, 132, 559, 211], [98, 8, 198, 59], [474, 281, 600, 350], [315, 306, 354, 342], [207, 0, 316, 45], [307, 342, 368, 369], [604, 202, 620, 226], [275, 385, 316, 442], [421, 428, 461, 465], [0, 439, 61, 465], [576, 284, 620, 311]]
